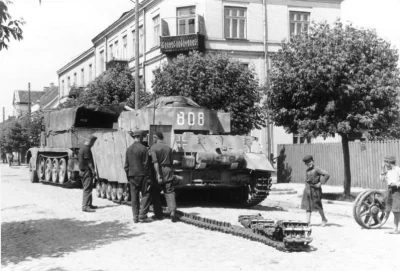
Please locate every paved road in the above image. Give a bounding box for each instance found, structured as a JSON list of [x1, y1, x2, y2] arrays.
[[1, 164, 398, 271]]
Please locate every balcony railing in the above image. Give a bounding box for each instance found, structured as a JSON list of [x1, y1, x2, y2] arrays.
[[160, 33, 205, 53], [106, 57, 129, 70]]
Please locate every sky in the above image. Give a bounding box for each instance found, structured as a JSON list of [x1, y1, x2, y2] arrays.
[[1, 0, 400, 121]]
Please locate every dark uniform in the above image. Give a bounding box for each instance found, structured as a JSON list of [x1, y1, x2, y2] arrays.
[[78, 144, 95, 210], [300, 166, 330, 211], [150, 140, 176, 218], [124, 140, 151, 221]]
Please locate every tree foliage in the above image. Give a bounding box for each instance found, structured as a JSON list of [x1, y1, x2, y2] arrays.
[[60, 66, 152, 109], [152, 51, 266, 135], [266, 20, 400, 196], [0, 0, 24, 50]]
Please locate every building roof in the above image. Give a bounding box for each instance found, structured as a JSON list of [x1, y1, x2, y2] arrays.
[[13, 90, 45, 105], [40, 86, 59, 109]]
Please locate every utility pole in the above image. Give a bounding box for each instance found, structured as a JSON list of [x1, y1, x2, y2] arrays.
[[134, 0, 140, 109], [263, 0, 272, 158], [28, 82, 31, 121]]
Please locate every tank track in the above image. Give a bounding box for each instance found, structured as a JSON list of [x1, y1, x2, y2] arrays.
[[40, 179, 81, 189], [242, 175, 272, 207], [166, 210, 312, 252]]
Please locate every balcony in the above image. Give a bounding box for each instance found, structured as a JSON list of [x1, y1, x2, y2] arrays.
[[159, 15, 206, 54], [106, 57, 128, 70]]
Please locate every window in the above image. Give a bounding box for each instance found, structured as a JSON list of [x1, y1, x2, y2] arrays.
[[153, 15, 160, 47], [289, 11, 310, 37], [67, 77, 70, 92], [177, 6, 196, 35], [109, 43, 114, 59], [224, 7, 246, 39], [73, 73, 77, 85], [293, 134, 311, 144], [81, 68, 84, 86], [122, 35, 127, 59], [61, 80, 64, 96], [139, 26, 144, 54], [114, 40, 119, 58], [132, 30, 136, 57], [89, 64, 92, 82], [99, 50, 104, 73]]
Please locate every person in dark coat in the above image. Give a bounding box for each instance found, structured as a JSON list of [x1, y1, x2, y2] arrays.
[[380, 155, 400, 234], [300, 155, 330, 226], [124, 130, 152, 223], [78, 135, 98, 212], [1, 152, 6, 163], [149, 131, 177, 222]]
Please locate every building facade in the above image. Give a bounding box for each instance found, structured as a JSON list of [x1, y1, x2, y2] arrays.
[[57, 0, 343, 156]]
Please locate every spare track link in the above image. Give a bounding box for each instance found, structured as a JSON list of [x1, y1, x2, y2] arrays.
[[243, 175, 272, 207]]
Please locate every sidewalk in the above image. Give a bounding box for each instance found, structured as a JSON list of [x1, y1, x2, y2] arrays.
[[263, 183, 368, 217]]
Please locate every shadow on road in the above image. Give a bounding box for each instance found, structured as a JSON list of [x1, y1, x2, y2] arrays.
[[1, 218, 143, 266]]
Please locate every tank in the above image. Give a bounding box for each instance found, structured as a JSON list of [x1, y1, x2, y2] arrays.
[[92, 96, 275, 207], [26, 105, 122, 187]]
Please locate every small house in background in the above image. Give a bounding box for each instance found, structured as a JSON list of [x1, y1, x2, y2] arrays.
[[12, 89, 45, 118]]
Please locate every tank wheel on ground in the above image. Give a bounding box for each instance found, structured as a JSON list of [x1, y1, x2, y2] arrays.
[[100, 181, 107, 199], [123, 184, 130, 202], [106, 182, 112, 200], [29, 159, 39, 183], [38, 156, 45, 181], [95, 180, 101, 198], [355, 190, 388, 229], [353, 190, 371, 226], [45, 158, 53, 182], [111, 183, 117, 201], [51, 158, 60, 183], [117, 183, 124, 201], [58, 158, 67, 184]]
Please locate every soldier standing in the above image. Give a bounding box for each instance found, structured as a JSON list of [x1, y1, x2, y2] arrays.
[[150, 131, 177, 222], [124, 130, 152, 223], [78, 135, 98, 213], [300, 155, 330, 226], [380, 155, 400, 234]]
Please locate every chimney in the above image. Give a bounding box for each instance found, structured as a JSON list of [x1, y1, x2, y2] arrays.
[[43, 87, 49, 92], [50, 82, 54, 88]]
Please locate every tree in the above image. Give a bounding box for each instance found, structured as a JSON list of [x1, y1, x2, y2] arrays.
[[152, 51, 266, 135], [0, 0, 24, 50], [266, 20, 400, 197], [60, 66, 152, 109]]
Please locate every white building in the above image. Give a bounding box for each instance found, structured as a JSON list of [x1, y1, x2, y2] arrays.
[[57, 0, 343, 156]]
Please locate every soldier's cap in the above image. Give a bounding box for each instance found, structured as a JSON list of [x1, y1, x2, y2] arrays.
[[302, 155, 314, 163], [154, 131, 164, 140], [129, 130, 143, 137], [88, 135, 97, 140], [384, 155, 396, 163]]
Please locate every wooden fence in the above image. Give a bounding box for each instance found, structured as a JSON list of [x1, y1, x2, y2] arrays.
[[277, 140, 400, 189]]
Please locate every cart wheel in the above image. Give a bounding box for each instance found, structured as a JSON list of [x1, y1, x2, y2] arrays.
[[355, 190, 388, 229], [353, 190, 371, 227]]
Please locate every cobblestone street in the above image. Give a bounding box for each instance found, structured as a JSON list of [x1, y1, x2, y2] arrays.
[[1, 163, 399, 271]]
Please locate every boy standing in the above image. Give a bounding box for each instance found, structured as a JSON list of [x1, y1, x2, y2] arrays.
[[301, 155, 330, 226]]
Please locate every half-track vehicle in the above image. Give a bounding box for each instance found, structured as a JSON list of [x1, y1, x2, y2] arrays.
[[92, 96, 275, 207], [27, 106, 122, 187]]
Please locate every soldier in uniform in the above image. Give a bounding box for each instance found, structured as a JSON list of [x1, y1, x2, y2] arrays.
[[78, 135, 98, 212], [300, 155, 330, 226], [380, 155, 400, 234], [124, 130, 152, 223], [150, 131, 177, 222]]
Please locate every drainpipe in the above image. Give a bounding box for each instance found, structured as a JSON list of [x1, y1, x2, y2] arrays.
[[264, 0, 272, 158], [135, 0, 140, 109]]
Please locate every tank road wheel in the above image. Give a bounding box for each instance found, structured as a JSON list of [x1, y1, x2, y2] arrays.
[[353, 190, 371, 226], [51, 158, 60, 183], [38, 156, 45, 181], [355, 190, 389, 229], [45, 158, 53, 182], [123, 184, 130, 202], [29, 159, 39, 183], [111, 183, 117, 201], [95, 181, 102, 198], [116, 183, 124, 201], [106, 183, 112, 200], [58, 158, 67, 184], [100, 181, 107, 199]]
